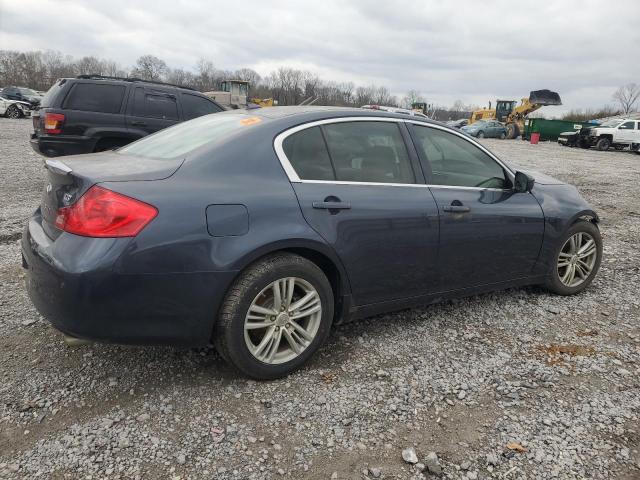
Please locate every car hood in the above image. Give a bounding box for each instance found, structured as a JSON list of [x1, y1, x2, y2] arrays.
[[506, 163, 566, 185]]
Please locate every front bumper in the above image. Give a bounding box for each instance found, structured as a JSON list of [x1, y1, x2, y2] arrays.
[[22, 212, 236, 346]]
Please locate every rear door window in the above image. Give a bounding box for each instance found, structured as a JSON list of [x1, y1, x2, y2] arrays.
[[620, 121, 635, 130], [181, 93, 222, 120], [133, 88, 179, 120], [282, 127, 335, 181], [63, 83, 126, 113], [322, 121, 415, 183]]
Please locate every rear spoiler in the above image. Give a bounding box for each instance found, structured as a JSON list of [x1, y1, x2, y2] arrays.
[[45, 159, 72, 176]]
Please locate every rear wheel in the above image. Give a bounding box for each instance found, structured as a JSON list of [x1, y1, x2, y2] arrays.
[[596, 137, 610, 151], [6, 105, 22, 119], [544, 221, 602, 295], [499, 132, 506, 139], [215, 253, 334, 379]]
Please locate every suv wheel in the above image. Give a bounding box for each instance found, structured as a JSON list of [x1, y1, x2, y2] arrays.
[[544, 221, 602, 296], [215, 253, 334, 380], [596, 137, 611, 151]]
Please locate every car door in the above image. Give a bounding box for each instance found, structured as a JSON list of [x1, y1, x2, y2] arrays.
[[617, 121, 637, 143], [408, 122, 544, 291], [126, 86, 181, 136], [275, 119, 440, 306]]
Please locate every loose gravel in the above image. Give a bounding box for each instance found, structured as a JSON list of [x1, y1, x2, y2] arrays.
[[0, 118, 639, 479]]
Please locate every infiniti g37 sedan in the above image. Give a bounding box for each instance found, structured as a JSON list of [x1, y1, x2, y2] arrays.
[[22, 107, 602, 379]]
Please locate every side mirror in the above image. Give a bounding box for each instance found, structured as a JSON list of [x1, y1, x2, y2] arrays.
[[514, 171, 535, 193]]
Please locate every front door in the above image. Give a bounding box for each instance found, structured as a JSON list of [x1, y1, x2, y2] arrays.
[[617, 121, 639, 143], [409, 123, 544, 291], [277, 120, 440, 306]]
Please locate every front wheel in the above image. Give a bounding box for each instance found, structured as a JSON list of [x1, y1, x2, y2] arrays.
[[596, 137, 610, 151], [477, 131, 485, 139], [215, 253, 334, 380], [499, 132, 506, 139], [544, 221, 602, 295], [6, 105, 22, 119]]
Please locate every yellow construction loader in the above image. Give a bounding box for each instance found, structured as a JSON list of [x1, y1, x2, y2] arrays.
[[204, 80, 276, 109], [469, 90, 562, 139]]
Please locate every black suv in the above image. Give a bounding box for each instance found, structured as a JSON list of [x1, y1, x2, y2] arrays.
[[30, 75, 224, 157]]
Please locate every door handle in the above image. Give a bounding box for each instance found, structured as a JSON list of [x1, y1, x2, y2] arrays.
[[131, 121, 147, 126], [443, 205, 471, 213], [312, 201, 351, 210]]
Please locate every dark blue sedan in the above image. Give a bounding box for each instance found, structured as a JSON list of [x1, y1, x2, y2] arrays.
[[23, 107, 602, 379]]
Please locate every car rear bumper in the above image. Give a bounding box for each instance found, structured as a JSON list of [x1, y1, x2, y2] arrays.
[[22, 212, 236, 346], [30, 134, 95, 157]]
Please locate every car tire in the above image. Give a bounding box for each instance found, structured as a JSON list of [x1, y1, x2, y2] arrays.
[[596, 137, 610, 151], [477, 131, 484, 139], [544, 221, 602, 296], [215, 253, 334, 380], [6, 105, 22, 119], [499, 132, 506, 139]]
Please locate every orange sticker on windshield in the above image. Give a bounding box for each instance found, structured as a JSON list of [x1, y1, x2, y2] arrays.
[[240, 117, 262, 126]]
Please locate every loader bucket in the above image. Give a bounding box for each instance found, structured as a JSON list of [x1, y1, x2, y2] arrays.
[[529, 90, 562, 106]]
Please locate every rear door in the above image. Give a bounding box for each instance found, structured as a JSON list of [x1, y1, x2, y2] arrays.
[[408, 122, 544, 291], [276, 119, 440, 306], [126, 86, 180, 136], [617, 121, 638, 143]]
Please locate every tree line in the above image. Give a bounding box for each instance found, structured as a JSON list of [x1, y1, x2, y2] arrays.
[[0, 50, 475, 117], [1, 49, 636, 118]]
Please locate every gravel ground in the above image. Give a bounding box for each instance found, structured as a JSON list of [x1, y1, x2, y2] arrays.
[[0, 118, 639, 479]]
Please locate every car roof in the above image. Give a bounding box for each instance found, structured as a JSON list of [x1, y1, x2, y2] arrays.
[[248, 105, 441, 125]]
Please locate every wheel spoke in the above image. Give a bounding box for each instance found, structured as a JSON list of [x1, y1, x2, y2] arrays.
[[557, 261, 571, 268], [249, 304, 277, 316], [284, 278, 295, 307], [561, 264, 576, 285], [578, 244, 596, 259], [290, 320, 315, 341], [290, 303, 321, 320], [558, 252, 573, 259], [577, 259, 592, 272], [253, 326, 276, 358], [289, 290, 319, 312], [265, 328, 283, 363], [245, 319, 275, 330], [577, 239, 593, 255], [283, 328, 303, 354], [272, 281, 283, 311]]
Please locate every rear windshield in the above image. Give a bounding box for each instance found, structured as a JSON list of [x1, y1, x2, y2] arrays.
[[118, 113, 261, 160], [40, 80, 66, 108]]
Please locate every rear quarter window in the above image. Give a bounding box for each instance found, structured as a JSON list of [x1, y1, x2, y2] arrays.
[[63, 83, 126, 114]]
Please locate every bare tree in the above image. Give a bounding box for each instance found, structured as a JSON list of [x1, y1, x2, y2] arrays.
[[131, 55, 167, 81], [401, 90, 425, 109], [612, 83, 640, 114]]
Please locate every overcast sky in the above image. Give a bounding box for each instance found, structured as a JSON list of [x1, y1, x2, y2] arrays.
[[2, 0, 639, 113]]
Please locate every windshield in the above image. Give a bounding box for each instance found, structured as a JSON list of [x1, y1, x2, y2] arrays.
[[118, 113, 261, 160], [598, 119, 623, 128], [18, 88, 37, 96]]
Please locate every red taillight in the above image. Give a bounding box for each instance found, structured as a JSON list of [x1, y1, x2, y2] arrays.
[[55, 186, 158, 238], [44, 113, 65, 134]]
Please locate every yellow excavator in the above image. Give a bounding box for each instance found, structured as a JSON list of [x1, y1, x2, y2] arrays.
[[469, 90, 562, 138]]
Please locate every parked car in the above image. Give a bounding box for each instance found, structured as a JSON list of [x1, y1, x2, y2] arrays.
[[1, 86, 42, 108], [23, 107, 602, 379], [0, 95, 31, 118], [30, 75, 224, 157], [460, 119, 507, 138], [580, 118, 640, 151], [446, 118, 468, 129]]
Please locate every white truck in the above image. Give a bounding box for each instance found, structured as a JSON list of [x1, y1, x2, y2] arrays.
[[584, 118, 640, 151]]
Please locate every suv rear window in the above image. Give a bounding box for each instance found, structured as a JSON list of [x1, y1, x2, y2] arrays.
[[118, 113, 260, 160], [63, 83, 126, 114]]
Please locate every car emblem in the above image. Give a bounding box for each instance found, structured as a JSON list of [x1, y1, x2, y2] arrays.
[[46, 183, 52, 194], [63, 193, 73, 204]]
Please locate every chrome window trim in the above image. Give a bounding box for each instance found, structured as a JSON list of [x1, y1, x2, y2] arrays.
[[273, 116, 514, 188]]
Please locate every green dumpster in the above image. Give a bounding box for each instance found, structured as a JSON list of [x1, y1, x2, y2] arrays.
[[523, 118, 593, 141]]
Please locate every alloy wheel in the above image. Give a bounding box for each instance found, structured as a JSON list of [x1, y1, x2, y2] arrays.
[[7, 106, 20, 119], [557, 232, 597, 287], [244, 277, 322, 364]]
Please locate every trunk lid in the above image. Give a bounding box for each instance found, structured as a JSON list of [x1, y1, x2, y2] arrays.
[[40, 153, 183, 239]]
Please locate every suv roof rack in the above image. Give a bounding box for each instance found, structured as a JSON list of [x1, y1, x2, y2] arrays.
[[75, 75, 196, 91]]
